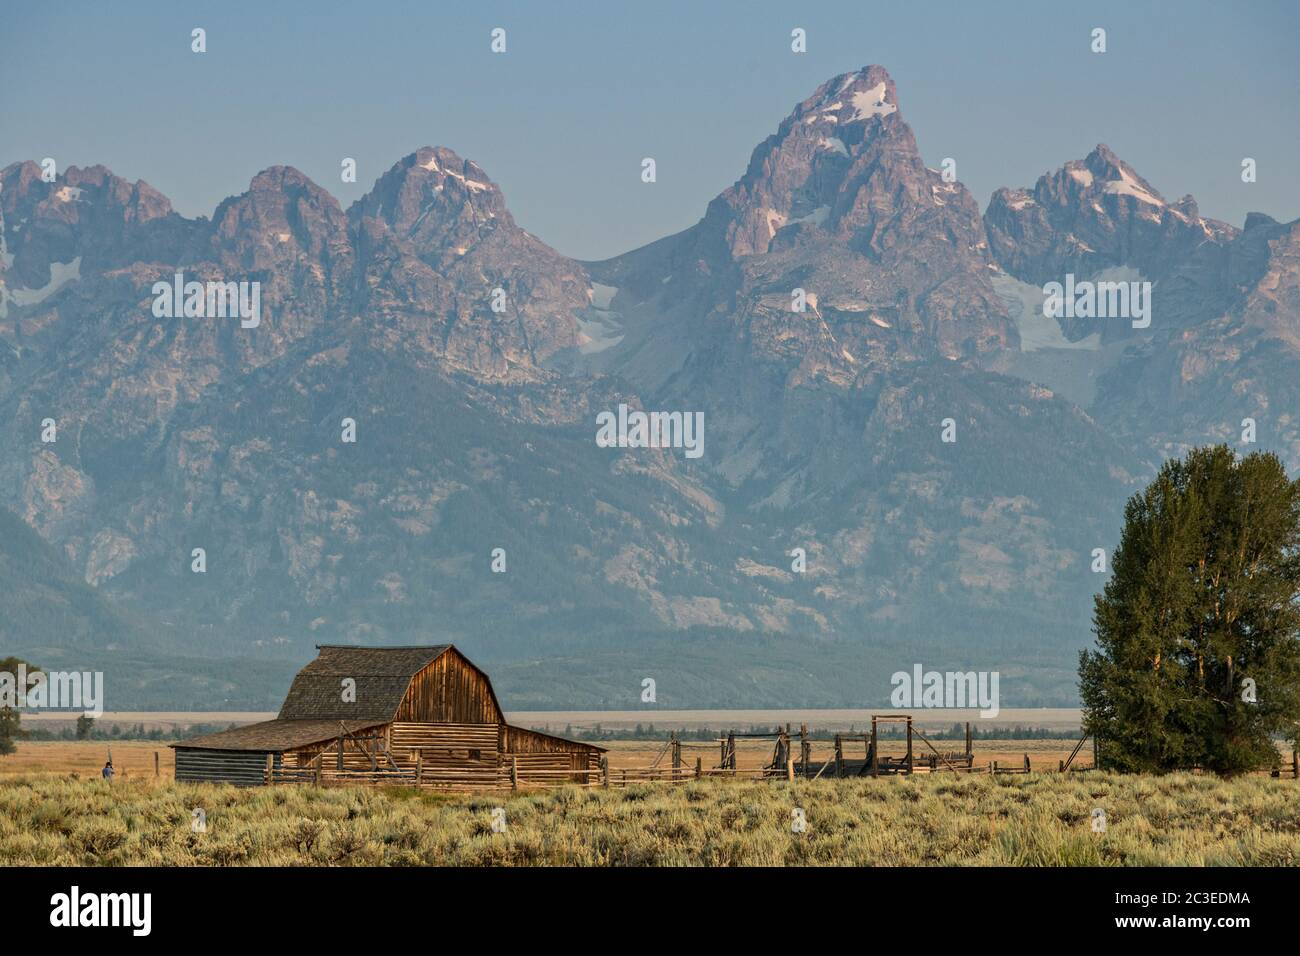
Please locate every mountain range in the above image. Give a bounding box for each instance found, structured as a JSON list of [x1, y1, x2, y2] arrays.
[[2, 65, 1296, 709]]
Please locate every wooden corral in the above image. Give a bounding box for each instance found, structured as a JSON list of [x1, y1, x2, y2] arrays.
[[627, 716, 986, 784], [719, 716, 981, 779], [172, 645, 602, 789]]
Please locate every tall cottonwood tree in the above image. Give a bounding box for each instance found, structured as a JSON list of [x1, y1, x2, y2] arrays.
[[1080, 446, 1300, 775], [0, 656, 34, 756]]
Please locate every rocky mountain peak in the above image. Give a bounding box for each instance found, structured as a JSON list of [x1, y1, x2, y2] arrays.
[[588, 65, 1015, 375], [985, 145, 1238, 285], [341, 147, 588, 376], [797, 64, 900, 130], [706, 65, 923, 259], [1078, 143, 1168, 208], [0, 161, 181, 290], [347, 146, 511, 265], [208, 165, 351, 264], [1, 162, 174, 225], [1244, 211, 1280, 231]]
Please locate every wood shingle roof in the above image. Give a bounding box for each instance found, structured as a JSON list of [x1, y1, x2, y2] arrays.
[[171, 718, 386, 752], [277, 645, 451, 721]]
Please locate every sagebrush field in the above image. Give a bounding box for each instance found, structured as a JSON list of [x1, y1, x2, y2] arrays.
[[2, 771, 1297, 866]]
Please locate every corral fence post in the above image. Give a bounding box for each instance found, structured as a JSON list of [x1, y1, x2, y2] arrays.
[[870, 717, 879, 777], [313, 753, 322, 786], [800, 723, 810, 776], [1293, 749, 1298, 780], [601, 756, 609, 788], [510, 756, 519, 791], [1024, 754, 1031, 774], [154, 751, 160, 778], [672, 732, 681, 777], [695, 757, 702, 780], [786, 756, 794, 782], [834, 734, 844, 778], [265, 753, 274, 784], [414, 750, 423, 787], [906, 718, 914, 775]]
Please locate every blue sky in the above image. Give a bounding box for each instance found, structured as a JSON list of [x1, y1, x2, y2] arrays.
[[3, 0, 1296, 260]]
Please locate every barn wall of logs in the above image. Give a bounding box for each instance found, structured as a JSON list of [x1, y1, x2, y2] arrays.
[[176, 749, 282, 786], [500, 725, 602, 769]]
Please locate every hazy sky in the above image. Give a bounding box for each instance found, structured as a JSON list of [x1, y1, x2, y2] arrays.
[[4, 0, 1297, 261]]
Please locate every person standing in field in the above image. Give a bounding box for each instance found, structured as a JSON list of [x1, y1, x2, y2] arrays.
[[101, 760, 114, 781]]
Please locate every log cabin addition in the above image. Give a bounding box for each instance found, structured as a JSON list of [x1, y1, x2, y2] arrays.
[[172, 644, 603, 789]]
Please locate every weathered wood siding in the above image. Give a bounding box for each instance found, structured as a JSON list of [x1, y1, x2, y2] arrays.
[[392, 722, 502, 789], [285, 729, 398, 770], [175, 749, 280, 787], [391, 722, 499, 757], [501, 725, 602, 769], [510, 752, 599, 773], [394, 648, 503, 724]]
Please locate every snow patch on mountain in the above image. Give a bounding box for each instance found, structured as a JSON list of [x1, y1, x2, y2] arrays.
[[589, 282, 618, 310], [790, 205, 830, 226], [849, 82, 896, 121], [996, 273, 1101, 353], [1102, 168, 1162, 206], [444, 168, 489, 193], [0, 256, 82, 317]]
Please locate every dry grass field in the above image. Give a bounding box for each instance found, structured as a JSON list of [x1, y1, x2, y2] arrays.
[[0, 741, 176, 778], [18, 712, 276, 731], [1, 770, 1297, 866]]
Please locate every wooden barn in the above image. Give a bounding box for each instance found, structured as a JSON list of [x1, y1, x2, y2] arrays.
[[172, 644, 603, 789]]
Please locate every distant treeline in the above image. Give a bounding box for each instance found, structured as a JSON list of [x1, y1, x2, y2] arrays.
[[535, 723, 1082, 742], [22, 721, 236, 742]]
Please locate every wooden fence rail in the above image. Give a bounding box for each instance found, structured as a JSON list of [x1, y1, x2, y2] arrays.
[[262, 730, 1300, 792]]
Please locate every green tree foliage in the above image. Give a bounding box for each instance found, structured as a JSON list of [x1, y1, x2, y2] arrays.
[[0, 655, 36, 756], [1080, 446, 1300, 775], [0, 709, 19, 755], [75, 716, 95, 740]]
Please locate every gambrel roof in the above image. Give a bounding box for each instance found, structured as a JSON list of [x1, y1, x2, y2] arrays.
[[277, 645, 453, 721]]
